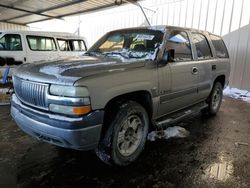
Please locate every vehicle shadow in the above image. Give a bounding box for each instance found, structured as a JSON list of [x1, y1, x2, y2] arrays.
[[16, 113, 217, 188]]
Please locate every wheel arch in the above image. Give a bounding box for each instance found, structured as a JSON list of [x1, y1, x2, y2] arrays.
[[104, 90, 153, 118], [214, 75, 226, 88]]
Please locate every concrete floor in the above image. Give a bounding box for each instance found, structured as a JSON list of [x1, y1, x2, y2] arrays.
[[0, 97, 249, 188]]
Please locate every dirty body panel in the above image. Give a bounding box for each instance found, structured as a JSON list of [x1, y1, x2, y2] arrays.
[[11, 25, 230, 153]]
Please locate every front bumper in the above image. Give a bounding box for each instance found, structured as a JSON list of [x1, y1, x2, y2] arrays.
[[11, 94, 104, 150]]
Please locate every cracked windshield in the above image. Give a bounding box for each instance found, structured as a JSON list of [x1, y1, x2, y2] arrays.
[[87, 30, 164, 61]]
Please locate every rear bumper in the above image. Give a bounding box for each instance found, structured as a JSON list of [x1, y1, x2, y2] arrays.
[[11, 94, 104, 150]]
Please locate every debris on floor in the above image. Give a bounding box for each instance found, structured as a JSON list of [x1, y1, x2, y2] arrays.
[[0, 88, 11, 105], [235, 142, 249, 147], [147, 126, 190, 141], [223, 87, 250, 103]]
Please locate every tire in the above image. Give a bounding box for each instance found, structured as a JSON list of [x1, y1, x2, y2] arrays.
[[96, 101, 149, 166], [203, 82, 223, 116]]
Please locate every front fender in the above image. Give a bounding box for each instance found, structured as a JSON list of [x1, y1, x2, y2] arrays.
[[90, 81, 153, 110]]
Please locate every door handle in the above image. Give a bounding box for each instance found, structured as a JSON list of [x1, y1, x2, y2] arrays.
[[212, 64, 216, 70], [192, 67, 198, 74]]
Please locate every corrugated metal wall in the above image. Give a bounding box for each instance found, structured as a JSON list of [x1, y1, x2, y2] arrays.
[[4, 0, 249, 89], [0, 22, 29, 31], [76, 0, 250, 90]]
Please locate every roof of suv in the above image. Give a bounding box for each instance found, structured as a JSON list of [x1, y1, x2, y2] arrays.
[[108, 25, 220, 37]]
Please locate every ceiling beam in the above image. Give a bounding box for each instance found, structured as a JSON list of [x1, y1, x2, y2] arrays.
[[0, 3, 58, 21], [1, 0, 86, 23], [38, 0, 87, 13], [23, 3, 118, 25]]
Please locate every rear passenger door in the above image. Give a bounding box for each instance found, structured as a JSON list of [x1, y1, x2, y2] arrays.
[[190, 32, 214, 101], [26, 35, 59, 63], [158, 30, 200, 116]]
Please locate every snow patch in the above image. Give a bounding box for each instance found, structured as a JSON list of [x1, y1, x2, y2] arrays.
[[147, 126, 190, 141], [223, 87, 250, 103], [102, 48, 159, 63]]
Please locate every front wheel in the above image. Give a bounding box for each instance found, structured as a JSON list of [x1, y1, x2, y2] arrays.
[[96, 101, 149, 166], [204, 82, 223, 116]]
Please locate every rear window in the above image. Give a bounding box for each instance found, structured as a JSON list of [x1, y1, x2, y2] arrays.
[[192, 33, 212, 60], [210, 34, 229, 58], [68, 40, 86, 51], [27, 36, 57, 51], [0, 34, 22, 51]]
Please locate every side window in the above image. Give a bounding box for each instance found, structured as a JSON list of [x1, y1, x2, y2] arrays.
[[0, 34, 22, 51], [57, 39, 70, 51], [72, 41, 80, 51], [79, 40, 87, 51], [166, 31, 192, 61], [27, 36, 57, 51], [210, 34, 229, 58], [192, 33, 212, 60]]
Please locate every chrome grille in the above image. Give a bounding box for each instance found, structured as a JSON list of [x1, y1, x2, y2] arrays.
[[14, 77, 48, 109]]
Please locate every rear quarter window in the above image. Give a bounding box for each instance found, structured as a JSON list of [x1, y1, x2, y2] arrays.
[[68, 40, 86, 51], [210, 34, 229, 58]]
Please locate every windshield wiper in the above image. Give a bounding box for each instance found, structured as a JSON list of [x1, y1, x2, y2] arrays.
[[85, 51, 103, 56]]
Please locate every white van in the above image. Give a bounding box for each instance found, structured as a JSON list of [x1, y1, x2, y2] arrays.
[[0, 30, 87, 79]]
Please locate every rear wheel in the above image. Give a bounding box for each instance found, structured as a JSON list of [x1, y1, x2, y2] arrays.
[[203, 82, 223, 115], [96, 101, 149, 166]]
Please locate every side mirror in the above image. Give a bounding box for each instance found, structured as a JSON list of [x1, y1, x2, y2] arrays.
[[160, 49, 175, 64]]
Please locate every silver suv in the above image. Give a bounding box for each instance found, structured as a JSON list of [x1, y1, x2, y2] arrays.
[[11, 26, 230, 166]]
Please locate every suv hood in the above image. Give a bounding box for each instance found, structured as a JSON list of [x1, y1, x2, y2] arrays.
[[14, 56, 146, 85]]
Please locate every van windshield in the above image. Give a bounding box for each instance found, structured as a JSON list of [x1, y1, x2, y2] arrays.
[[87, 30, 164, 61]]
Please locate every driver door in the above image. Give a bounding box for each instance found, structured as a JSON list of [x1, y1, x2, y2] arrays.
[[157, 29, 200, 117], [0, 33, 27, 78]]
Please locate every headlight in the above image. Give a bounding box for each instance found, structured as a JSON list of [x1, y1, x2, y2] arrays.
[[50, 85, 89, 97], [49, 85, 91, 116], [49, 104, 91, 116]]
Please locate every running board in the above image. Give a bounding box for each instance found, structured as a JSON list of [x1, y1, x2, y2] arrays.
[[155, 102, 208, 129]]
